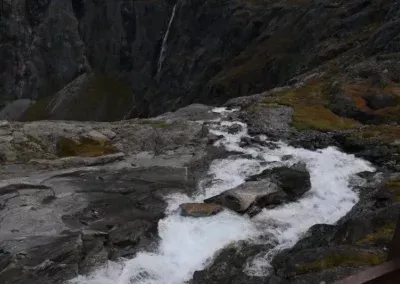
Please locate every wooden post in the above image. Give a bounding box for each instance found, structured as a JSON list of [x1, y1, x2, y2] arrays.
[[388, 214, 400, 261]]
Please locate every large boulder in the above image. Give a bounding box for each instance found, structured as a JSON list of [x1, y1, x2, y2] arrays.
[[204, 180, 284, 213], [363, 91, 398, 110], [180, 203, 224, 218], [248, 163, 312, 200], [205, 164, 312, 214]]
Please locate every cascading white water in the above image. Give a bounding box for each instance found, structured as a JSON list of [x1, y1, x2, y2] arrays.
[[70, 108, 374, 284], [156, 4, 177, 79]]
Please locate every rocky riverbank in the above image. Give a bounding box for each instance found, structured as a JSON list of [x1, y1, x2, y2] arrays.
[[0, 98, 399, 283]]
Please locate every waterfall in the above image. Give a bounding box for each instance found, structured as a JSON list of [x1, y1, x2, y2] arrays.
[[156, 4, 177, 79]]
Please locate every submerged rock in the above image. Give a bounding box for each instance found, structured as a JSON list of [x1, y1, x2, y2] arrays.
[[180, 203, 224, 217]]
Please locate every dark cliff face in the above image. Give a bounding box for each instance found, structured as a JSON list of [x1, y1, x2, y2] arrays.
[[0, 0, 400, 121], [0, 0, 173, 119]]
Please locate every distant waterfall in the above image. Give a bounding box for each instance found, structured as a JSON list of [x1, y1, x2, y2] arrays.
[[156, 4, 177, 80]]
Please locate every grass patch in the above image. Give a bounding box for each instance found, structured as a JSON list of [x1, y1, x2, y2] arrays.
[[293, 106, 359, 131], [349, 125, 400, 144], [262, 83, 359, 131], [19, 97, 54, 121], [56, 137, 118, 158], [66, 74, 134, 121], [357, 224, 396, 245], [387, 180, 400, 203], [295, 252, 387, 274], [343, 83, 400, 123], [19, 74, 134, 122]]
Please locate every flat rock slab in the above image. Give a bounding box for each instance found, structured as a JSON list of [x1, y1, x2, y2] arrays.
[[180, 203, 224, 217], [0, 163, 195, 283], [29, 152, 125, 169]]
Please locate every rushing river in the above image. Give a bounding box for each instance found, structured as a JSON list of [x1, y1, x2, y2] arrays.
[[71, 108, 374, 284]]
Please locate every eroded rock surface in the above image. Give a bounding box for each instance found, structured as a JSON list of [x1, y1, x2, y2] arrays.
[[0, 107, 235, 283]]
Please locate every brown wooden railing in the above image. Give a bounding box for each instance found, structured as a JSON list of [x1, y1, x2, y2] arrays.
[[336, 215, 400, 284]]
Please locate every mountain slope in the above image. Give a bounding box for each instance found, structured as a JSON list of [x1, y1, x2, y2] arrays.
[[1, 0, 399, 120]]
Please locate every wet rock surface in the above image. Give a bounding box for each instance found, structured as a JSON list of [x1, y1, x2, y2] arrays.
[[205, 164, 311, 214], [0, 107, 236, 283], [249, 163, 312, 199], [204, 180, 283, 213], [0, 166, 190, 283]]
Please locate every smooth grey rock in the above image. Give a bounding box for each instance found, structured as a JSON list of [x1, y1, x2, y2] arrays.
[[204, 180, 282, 212], [248, 164, 311, 199]]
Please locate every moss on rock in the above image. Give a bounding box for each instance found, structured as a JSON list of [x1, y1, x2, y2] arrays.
[[348, 125, 400, 144], [356, 223, 396, 245], [67, 74, 134, 121], [56, 137, 118, 158], [295, 252, 387, 274], [19, 74, 134, 122], [262, 82, 359, 131], [19, 97, 54, 121], [387, 179, 400, 202]]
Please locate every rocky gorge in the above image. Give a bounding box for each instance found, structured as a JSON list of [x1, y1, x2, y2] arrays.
[[1, 0, 400, 284]]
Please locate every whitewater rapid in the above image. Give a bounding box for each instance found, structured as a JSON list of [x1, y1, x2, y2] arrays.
[[70, 108, 374, 284]]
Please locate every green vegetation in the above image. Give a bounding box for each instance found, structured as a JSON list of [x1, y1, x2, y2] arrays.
[[357, 224, 396, 245], [262, 82, 360, 131], [295, 252, 387, 274], [19, 97, 54, 121], [56, 137, 118, 158], [343, 83, 400, 123], [69, 74, 134, 121], [387, 180, 400, 202], [19, 74, 134, 121], [349, 125, 400, 144]]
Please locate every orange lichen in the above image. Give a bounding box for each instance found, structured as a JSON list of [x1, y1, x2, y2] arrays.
[[343, 83, 400, 122]]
